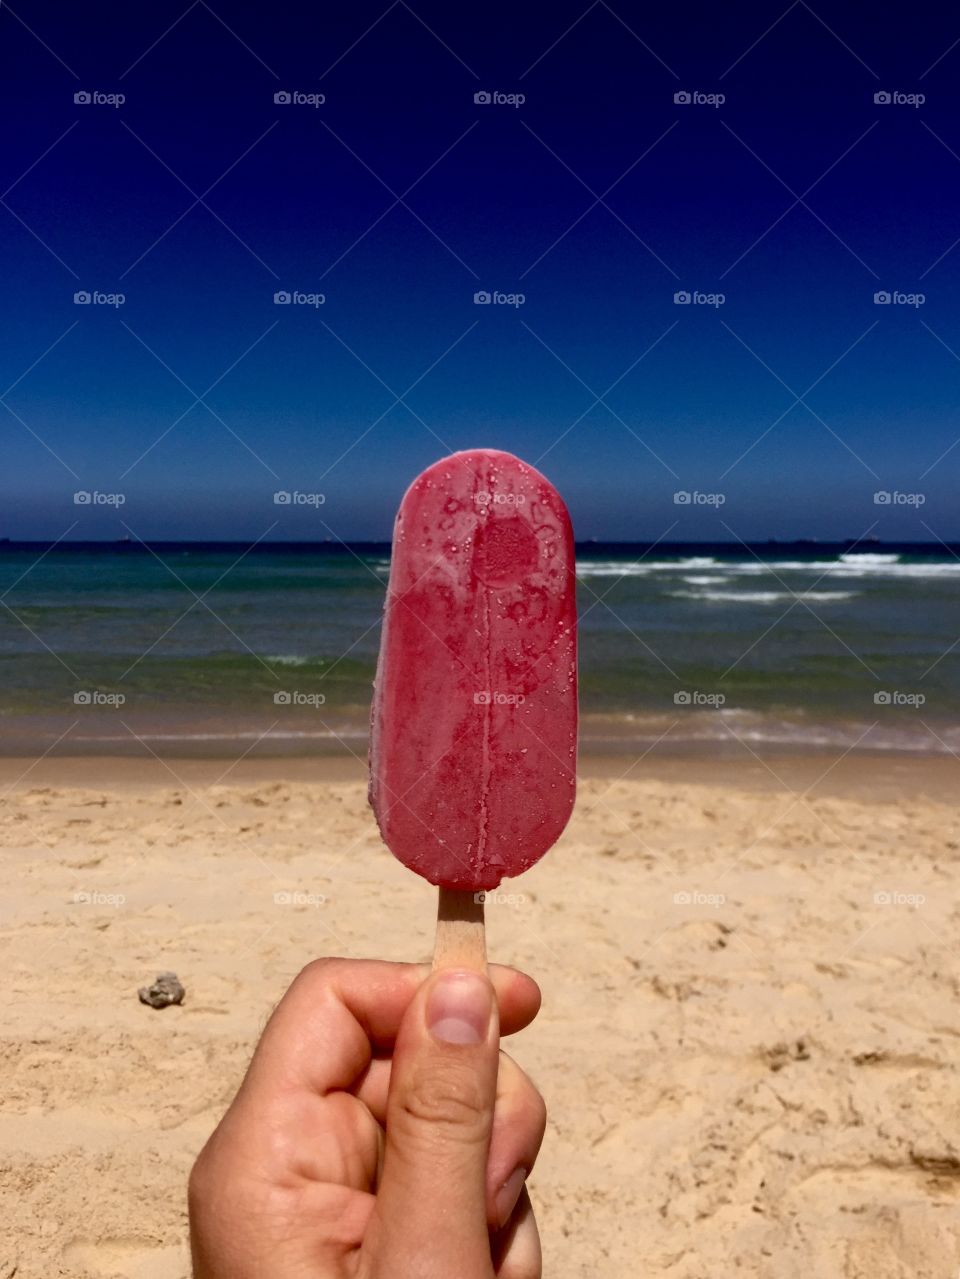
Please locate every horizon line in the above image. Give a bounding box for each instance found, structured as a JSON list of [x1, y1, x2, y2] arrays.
[[0, 537, 949, 549]]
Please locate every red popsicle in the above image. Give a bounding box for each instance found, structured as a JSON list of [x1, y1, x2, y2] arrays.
[[369, 448, 577, 962]]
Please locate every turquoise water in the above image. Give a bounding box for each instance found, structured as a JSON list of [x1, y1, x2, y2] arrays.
[[1, 542, 958, 756]]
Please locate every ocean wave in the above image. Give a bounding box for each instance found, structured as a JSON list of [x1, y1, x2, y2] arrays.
[[264, 655, 311, 665], [70, 729, 366, 742], [727, 560, 960, 579], [580, 711, 960, 755], [576, 556, 960, 580], [839, 552, 900, 565], [576, 556, 719, 577], [669, 589, 858, 603]]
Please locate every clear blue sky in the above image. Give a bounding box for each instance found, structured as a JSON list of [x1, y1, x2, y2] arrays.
[[3, 0, 959, 540]]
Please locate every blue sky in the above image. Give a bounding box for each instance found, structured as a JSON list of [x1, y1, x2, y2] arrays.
[[3, 0, 960, 540]]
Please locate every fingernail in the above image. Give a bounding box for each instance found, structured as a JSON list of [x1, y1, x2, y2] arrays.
[[494, 1167, 528, 1228], [427, 971, 493, 1045]]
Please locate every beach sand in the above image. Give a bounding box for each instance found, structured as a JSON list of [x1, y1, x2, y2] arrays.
[[2, 753, 959, 1278]]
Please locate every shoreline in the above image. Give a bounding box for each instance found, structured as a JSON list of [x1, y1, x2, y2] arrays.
[[1, 748, 956, 803], [2, 705, 958, 767]]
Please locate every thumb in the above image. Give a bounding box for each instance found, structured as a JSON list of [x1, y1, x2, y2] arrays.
[[373, 968, 499, 1277]]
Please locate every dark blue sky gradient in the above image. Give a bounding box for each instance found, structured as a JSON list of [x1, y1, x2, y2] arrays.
[[3, 1, 960, 539]]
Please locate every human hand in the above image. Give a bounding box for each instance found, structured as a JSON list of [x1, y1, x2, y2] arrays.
[[188, 959, 545, 1278]]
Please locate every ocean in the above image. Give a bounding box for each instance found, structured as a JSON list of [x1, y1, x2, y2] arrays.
[[0, 541, 957, 758]]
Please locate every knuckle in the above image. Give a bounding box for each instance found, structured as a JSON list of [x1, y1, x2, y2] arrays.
[[528, 1083, 547, 1142], [396, 1060, 492, 1142], [499, 1057, 547, 1145], [295, 955, 342, 985], [187, 1146, 215, 1212]]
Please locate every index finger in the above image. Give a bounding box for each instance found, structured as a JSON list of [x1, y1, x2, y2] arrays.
[[240, 958, 540, 1101]]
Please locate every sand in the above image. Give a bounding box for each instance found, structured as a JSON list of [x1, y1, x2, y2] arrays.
[[1, 754, 959, 1278]]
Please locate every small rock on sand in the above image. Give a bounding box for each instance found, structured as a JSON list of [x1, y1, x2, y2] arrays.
[[138, 972, 185, 1009]]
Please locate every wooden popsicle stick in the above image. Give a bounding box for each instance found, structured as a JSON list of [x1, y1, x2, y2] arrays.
[[433, 887, 487, 972]]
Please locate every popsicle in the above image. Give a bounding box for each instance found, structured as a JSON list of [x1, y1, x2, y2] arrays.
[[368, 448, 577, 967]]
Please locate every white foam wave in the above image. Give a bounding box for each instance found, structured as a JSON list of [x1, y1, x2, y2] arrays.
[[576, 556, 960, 581], [725, 560, 960, 579], [576, 557, 719, 577], [72, 729, 366, 742], [840, 552, 900, 565], [580, 711, 960, 755], [670, 589, 858, 604]]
